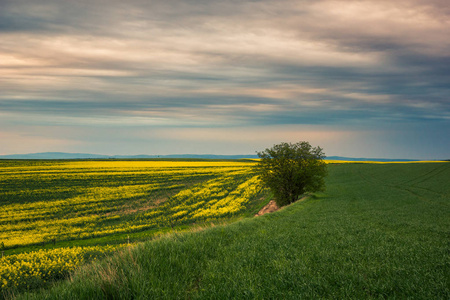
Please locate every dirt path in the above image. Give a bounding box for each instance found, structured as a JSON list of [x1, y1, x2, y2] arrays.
[[255, 196, 309, 217], [254, 200, 279, 216]]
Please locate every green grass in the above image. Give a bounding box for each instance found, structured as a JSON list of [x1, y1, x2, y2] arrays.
[[14, 162, 449, 299]]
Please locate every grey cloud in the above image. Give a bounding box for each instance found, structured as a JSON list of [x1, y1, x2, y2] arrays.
[[0, 0, 449, 157]]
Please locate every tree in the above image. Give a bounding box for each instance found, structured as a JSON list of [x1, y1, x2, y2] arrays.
[[256, 141, 327, 207]]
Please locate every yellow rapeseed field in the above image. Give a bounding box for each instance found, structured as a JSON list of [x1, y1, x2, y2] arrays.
[[0, 245, 118, 290], [0, 160, 268, 293], [1, 160, 265, 249]]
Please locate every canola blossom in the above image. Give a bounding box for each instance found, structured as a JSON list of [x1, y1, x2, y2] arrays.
[[0, 160, 268, 294], [0, 245, 118, 291], [0, 160, 265, 249]]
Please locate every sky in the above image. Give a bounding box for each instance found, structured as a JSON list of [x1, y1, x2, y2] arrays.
[[1, 0, 449, 159]]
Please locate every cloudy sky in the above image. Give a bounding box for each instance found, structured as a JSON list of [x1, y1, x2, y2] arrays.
[[1, 0, 449, 159]]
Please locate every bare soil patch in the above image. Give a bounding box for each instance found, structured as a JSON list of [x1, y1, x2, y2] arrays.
[[255, 196, 309, 217], [254, 200, 279, 216]]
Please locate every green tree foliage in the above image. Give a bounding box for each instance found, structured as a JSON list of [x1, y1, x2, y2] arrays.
[[256, 141, 327, 207]]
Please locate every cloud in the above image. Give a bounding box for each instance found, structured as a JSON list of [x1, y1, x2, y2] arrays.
[[0, 0, 449, 157]]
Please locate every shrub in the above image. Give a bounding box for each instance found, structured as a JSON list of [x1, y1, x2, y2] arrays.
[[256, 141, 327, 206]]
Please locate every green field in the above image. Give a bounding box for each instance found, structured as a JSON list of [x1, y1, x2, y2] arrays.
[[2, 161, 449, 299]]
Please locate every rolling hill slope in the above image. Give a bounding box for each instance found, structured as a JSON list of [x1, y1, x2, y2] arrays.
[[18, 162, 449, 299]]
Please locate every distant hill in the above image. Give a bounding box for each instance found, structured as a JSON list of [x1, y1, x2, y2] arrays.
[[325, 156, 418, 162], [0, 152, 259, 160], [0, 152, 111, 159], [0, 152, 420, 161]]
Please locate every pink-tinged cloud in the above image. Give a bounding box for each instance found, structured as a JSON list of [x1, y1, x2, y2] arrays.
[[0, 0, 449, 159]]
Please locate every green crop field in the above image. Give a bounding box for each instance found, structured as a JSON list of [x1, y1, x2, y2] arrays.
[[1, 161, 449, 299]]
